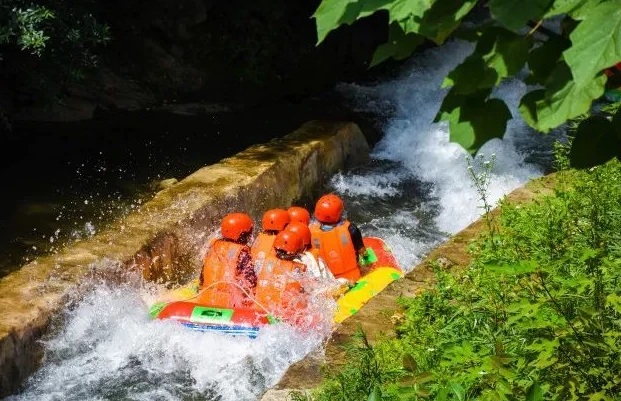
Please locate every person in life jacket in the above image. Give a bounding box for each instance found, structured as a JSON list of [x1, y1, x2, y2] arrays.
[[309, 194, 368, 284], [287, 206, 311, 225], [251, 208, 290, 273], [286, 222, 333, 280], [254, 230, 308, 320], [198, 212, 257, 308]]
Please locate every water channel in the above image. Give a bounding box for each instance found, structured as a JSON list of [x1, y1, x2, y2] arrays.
[[6, 39, 562, 401]]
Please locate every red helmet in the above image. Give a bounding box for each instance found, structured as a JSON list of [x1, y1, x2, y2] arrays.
[[287, 206, 311, 225], [262, 208, 290, 231], [273, 230, 304, 254], [314, 194, 344, 224], [221, 213, 254, 241], [285, 222, 311, 248]]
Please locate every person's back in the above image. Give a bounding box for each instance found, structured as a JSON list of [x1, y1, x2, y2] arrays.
[[251, 208, 290, 273], [309, 194, 367, 283], [199, 213, 256, 308], [255, 230, 307, 319]]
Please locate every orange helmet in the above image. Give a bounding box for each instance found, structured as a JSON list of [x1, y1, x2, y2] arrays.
[[221, 212, 254, 241], [262, 208, 290, 231], [286, 222, 311, 248], [287, 206, 311, 225], [314, 194, 344, 224], [273, 230, 304, 254]]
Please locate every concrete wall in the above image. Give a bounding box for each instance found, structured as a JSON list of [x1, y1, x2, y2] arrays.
[[0, 121, 370, 397]]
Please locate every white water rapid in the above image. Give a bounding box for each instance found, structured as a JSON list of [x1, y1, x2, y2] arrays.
[[8, 39, 558, 401]]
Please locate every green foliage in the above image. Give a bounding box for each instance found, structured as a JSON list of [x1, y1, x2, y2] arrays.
[[306, 329, 405, 401], [313, 0, 621, 167], [309, 159, 621, 400], [1, 0, 110, 101]]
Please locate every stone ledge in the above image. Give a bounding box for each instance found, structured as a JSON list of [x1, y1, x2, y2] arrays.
[[0, 120, 370, 397]]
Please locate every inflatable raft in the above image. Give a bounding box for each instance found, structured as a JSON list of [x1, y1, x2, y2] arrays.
[[148, 237, 402, 337]]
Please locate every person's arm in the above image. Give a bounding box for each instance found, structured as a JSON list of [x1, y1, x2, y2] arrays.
[[348, 222, 366, 254]]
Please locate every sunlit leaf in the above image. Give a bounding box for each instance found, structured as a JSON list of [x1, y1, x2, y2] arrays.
[[448, 382, 466, 401], [436, 88, 512, 152], [444, 27, 531, 94], [368, 385, 382, 401], [519, 63, 606, 132], [564, 2, 621, 88], [313, 0, 362, 44], [545, 0, 599, 20]]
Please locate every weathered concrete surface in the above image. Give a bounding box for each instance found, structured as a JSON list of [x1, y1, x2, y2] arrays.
[[261, 173, 557, 400], [0, 121, 370, 397]]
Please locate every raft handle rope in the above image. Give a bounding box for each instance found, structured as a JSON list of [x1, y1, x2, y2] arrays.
[[157, 280, 272, 316]]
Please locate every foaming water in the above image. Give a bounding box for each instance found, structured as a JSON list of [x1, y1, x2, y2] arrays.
[[332, 39, 559, 270], [9, 271, 328, 401]]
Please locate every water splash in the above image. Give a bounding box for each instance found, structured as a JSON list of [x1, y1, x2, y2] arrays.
[[331, 39, 557, 270], [8, 275, 327, 401]]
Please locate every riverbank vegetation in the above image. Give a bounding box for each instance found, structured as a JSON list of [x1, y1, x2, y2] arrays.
[[296, 125, 621, 399]]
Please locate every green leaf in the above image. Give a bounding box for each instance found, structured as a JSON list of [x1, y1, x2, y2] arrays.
[[400, 371, 434, 385], [418, 0, 478, 43], [587, 391, 612, 401], [518, 89, 546, 128], [569, 116, 619, 168], [480, 28, 532, 79], [564, 2, 621, 88], [443, 56, 498, 93], [526, 36, 571, 85], [368, 385, 382, 401], [545, 0, 598, 20], [370, 23, 425, 66], [313, 0, 362, 44], [519, 63, 606, 132], [367, 0, 434, 36], [486, 261, 540, 275], [436, 89, 512, 153], [526, 382, 545, 401], [444, 27, 531, 93], [447, 382, 466, 401], [402, 353, 418, 372], [488, 0, 554, 31]]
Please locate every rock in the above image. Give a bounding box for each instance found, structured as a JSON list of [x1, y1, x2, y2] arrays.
[[156, 178, 179, 190]]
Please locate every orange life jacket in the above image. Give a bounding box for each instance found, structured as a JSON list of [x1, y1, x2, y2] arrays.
[[254, 255, 307, 317], [250, 232, 277, 273], [309, 220, 360, 282], [199, 239, 249, 308]]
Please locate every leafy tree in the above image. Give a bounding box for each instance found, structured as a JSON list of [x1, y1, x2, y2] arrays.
[[313, 0, 621, 168], [0, 1, 110, 103]]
